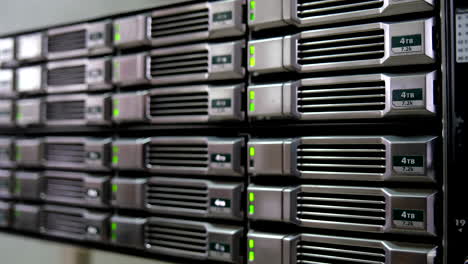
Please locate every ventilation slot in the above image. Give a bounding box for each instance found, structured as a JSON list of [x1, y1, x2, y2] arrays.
[[298, 81, 386, 113], [297, 240, 386, 264], [298, 29, 385, 64], [44, 211, 86, 235], [149, 92, 209, 117], [297, 0, 384, 18], [45, 143, 85, 164], [150, 50, 209, 77], [47, 65, 86, 86], [45, 177, 84, 200], [297, 143, 386, 174], [151, 9, 209, 38], [146, 183, 209, 213], [48, 30, 86, 53], [297, 192, 386, 227], [146, 143, 209, 168], [46, 101, 86, 121], [145, 222, 208, 255]]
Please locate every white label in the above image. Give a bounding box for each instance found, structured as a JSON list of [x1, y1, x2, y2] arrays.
[[18, 34, 43, 60], [456, 11, 468, 62], [17, 66, 42, 92], [0, 38, 14, 62]]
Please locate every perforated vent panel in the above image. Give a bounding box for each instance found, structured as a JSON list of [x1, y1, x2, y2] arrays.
[[45, 143, 85, 164], [149, 91, 209, 117], [48, 30, 87, 53], [298, 29, 385, 65], [146, 182, 209, 213], [150, 51, 209, 78], [297, 143, 386, 174], [47, 65, 86, 86], [297, 0, 385, 18], [146, 143, 209, 169], [44, 211, 86, 235], [46, 101, 86, 121], [45, 177, 84, 200], [151, 9, 209, 38]]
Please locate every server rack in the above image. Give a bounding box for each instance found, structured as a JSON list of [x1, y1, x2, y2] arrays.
[[0, 0, 464, 263]]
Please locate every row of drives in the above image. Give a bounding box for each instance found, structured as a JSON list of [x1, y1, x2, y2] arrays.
[[0, 0, 439, 264], [0, 134, 439, 263]]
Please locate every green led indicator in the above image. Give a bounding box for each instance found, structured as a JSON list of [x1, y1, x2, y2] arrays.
[[114, 24, 121, 42], [111, 233, 117, 241], [249, 204, 255, 214], [16, 113, 23, 120], [250, 13, 255, 21], [249, 239, 255, 249], [14, 211, 20, 218], [113, 109, 120, 117], [249, 90, 255, 100], [112, 155, 119, 165], [249, 192, 255, 202], [249, 103, 255, 112], [250, 0, 256, 9], [249, 147, 255, 157], [250, 57, 256, 67], [111, 222, 117, 231], [112, 184, 118, 193], [15, 179, 21, 194], [113, 146, 119, 154], [113, 99, 119, 106], [249, 45, 255, 55], [249, 251, 255, 261]]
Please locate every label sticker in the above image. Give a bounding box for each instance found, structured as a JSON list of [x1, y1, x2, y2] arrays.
[[213, 11, 233, 22], [212, 99, 232, 109], [89, 32, 103, 41], [393, 209, 425, 229], [392, 34, 422, 54], [209, 242, 231, 258], [393, 155, 424, 174], [392, 88, 424, 107], [211, 153, 231, 163], [212, 55, 232, 65], [87, 151, 102, 160], [87, 106, 102, 114], [211, 198, 231, 208]]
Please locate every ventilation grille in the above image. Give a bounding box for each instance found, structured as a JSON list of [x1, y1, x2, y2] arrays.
[[297, 191, 386, 227], [297, 143, 386, 174], [298, 29, 385, 65], [150, 50, 209, 78], [46, 101, 86, 121], [298, 81, 386, 113], [146, 182, 209, 213], [151, 8, 209, 38], [145, 222, 208, 255], [48, 30, 86, 53], [297, 240, 386, 264], [47, 65, 86, 86], [297, 0, 385, 18], [146, 143, 209, 169], [149, 92, 209, 117], [44, 211, 86, 235], [45, 177, 84, 200], [45, 143, 85, 164]]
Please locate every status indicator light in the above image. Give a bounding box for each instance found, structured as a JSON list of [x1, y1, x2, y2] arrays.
[[16, 113, 23, 120], [249, 90, 255, 100], [249, 251, 255, 261], [249, 45, 255, 55], [112, 156, 119, 164], [249, 239, 255, 249], [250, 1, 256, 9], [15, 147, 21, 161], [111, 223, 117, 231], [113, 100, 120, 117], [114, 24, 121, 42], [250, 57, 256, 67], [249, 204, 255, 214], [112, 184, 118, 193], [250, 13, 255, 21], [113, 108, 120, 117], [112, 147, 119, 165], [249, 147, 255, 157], [249, 192, 255, 202], [250, 103, 255, 112]]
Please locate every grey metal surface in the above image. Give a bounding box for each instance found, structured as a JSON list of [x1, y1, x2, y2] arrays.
[[0, 0, 190, 36]]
